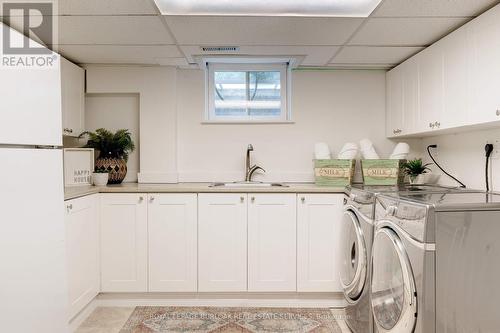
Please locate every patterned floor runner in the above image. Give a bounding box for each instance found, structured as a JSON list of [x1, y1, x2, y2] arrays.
[[120, 306, 345, 333]]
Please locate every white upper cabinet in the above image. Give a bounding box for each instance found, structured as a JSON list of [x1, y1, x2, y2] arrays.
[[65, 194, 99, 319], [198, 194, 248, 292], [386, 3, 500, 137], [386, 58, 418, 137], [417, 44, 443, 132], [386, 66, 404, 137], [248, 194, 297, 292], [297, 194, 344, 292], [442, 26, 469, 129], [467, 4, 500, 124], [61, 57, 85, 137], [148, 194, 197, 292], [100, 194, 148, 292], [0, 23, 62, 146]]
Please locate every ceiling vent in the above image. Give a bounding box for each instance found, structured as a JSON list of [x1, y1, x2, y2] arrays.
[[201, 46, 240, 53]]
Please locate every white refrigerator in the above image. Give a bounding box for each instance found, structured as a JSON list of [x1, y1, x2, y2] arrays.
[[0, 22, 69, 333]]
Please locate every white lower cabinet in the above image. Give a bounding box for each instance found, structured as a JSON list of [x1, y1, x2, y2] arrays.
[[198, 194, 248, 292], [248, 194, 297, 292], [91, 191, 344, 295], [100, 194, 148, 292], [65, 194, 99, 319], [148, 194, 197, 292], [297, 194, 344, 292]]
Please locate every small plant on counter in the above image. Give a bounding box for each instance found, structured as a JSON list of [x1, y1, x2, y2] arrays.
[[402, 158, 433, 183], [79, 128, 135, 184]]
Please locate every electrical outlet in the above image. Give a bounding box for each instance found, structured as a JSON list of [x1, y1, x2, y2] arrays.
[[486, 139, 500, 159]]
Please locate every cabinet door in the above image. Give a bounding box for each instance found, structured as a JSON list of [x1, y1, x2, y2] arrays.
[[100, 194, 147, 292], [467, 5, 500, 124], [442, 26, 469, 129], [61, 57, 85, 137], [148, 194, 197, 292], [418, 45, 444, 132], [198, 194, 247, 292], [65, 195, 99, 319], [248, 194, 297, 292], [386, 59, 418, 138], [297, 194, 344, 292], [386, 67, 404, 137]]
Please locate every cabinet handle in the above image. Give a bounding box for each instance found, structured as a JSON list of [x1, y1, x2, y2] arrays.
[[435, 122, 441, 128], [139, 196, 144, 203], [240, 196, 245, 203], [67, 204, 73, 211], [301, 197, 305, 203], [251, 196, 255, 203], [149, 196, 155, 203], [429, 122, 433, 128], [496, 110, 500, 116], [63, 128, 73, 133]]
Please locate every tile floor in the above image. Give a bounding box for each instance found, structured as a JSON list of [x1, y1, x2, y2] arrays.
[[76, 307, 352, 333]]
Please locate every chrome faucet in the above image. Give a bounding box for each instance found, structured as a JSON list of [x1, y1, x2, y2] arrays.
[[245, 144, 265, 182]]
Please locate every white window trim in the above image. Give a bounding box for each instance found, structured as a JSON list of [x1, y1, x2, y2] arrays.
[[204, 62, 291, 123]]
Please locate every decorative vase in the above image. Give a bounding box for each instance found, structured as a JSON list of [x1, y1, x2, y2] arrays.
[[409, 174, 425, 185], [95, 157, 127, 184], [92, 172, 109, 186]]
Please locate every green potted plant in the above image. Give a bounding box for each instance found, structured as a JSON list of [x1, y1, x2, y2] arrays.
[[402, 158, 433, 184], [79, 128, 135, 184]]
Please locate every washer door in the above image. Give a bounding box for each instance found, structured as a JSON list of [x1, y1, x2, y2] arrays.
[[371, 227, 417, 333], [340, 209, 367, 302]]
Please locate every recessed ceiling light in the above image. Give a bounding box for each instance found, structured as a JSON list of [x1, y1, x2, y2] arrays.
[[154, 0, 383, 17]]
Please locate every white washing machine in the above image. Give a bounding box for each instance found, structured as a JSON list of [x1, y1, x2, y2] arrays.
[[371, 191, 500, 333], [341, 185, 477, 333]]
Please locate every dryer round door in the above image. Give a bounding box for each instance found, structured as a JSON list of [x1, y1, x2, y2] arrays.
[[371, 227, 417, 333], [340, 209, 367, 302]]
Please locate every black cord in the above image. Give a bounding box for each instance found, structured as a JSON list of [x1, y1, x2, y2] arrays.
[[485, 144, 494, 192], [427, 145, 466, 188], [486, 156, 490, 192]]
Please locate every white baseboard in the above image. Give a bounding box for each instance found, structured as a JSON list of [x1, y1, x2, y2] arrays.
[[68, 299, 98, 333]]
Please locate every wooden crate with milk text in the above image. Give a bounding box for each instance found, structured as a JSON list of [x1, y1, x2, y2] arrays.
[[361, 159, 406, 185], [314, 159, 356, 186]]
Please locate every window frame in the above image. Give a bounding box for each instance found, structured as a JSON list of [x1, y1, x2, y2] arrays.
[[205, 62, 291, 123]]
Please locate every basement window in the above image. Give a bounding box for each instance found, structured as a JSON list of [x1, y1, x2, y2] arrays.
[[205, 62, 290, 123]]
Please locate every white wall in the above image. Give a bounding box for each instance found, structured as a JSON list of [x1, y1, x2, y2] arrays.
[[419, 128, 500, 191], [176, 68, 421, 182], [85, 66, 422, 183], [85, 93, 140, 182], [85, 65, 178, 183]]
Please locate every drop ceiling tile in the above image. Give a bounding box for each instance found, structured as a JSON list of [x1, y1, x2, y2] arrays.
[[59, 0, 159, 15], [179, 45, 340, 66], [58, 15, 174, 45], [166, 16, 363, 45], [331, 46, 424, 64], [156, 57, 189, 66], [326, 63, 393, 69], [372, 0, 499, 17], [57, 44, 182, 64], [349, 17, 469, 46]]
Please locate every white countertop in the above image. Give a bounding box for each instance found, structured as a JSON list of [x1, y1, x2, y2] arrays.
[[64, 182, 347, 200]]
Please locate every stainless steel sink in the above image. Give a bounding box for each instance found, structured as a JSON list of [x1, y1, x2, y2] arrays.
[[209, 181, 288, 188]]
